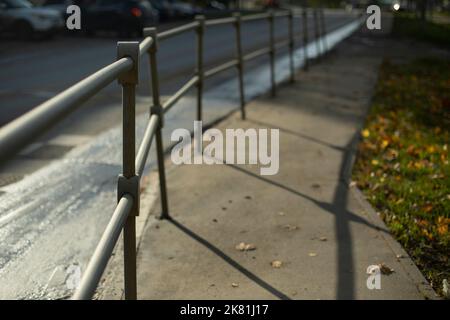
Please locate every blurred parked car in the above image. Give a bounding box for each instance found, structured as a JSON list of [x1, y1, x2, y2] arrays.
[[149, 0, 174, 21], [205, 0, 226, 11], [263, 0, 280, 9], [201, 0, 228, 17], [148, 0, 199, 21], [0, 0, 63, 39], [40, 0, 74, 19], [83, 0, 159, 37], [169, 0, 199, 19]]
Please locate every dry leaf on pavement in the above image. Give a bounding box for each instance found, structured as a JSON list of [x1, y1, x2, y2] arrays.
[[235, 242, 256, 251], [271, 260, 283, 268], [378, 263, 394, 275], [283, 224, 299, 231]]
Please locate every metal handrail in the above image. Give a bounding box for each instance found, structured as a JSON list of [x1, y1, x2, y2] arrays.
[[136, 114, 159, 177], [241, 12, 270, 22], [273, 10, 291, 18], [243, 47, 271, 62], [72, 194, 134, 300], [158, 21, 199, 40], [275, 39, 291, 51], [204, 16, 236, 26], [0, 7, 331, 300], [162, 76, 199, 112], [204, 59, 239, 79], [0, 58, 132, 164], [139, 37, 154, 56]]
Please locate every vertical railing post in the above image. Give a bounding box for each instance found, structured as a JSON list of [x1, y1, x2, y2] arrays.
[[319, 7, 328, 55], [143, 27, 170, 220], [288, 9, 295, 83], [268, 11, 276, 97], [313, 8, 321, 58], [233, 12, 246, 120], [195, 15, 205, 122], [117, 41, 140, 300], [302, 7, 309, 71]]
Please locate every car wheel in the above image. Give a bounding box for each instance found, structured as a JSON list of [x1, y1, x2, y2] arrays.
[[15, 21, 33, 40]]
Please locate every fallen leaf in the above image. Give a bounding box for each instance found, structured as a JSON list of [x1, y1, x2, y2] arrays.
[[271, 260, 283, 268], [283, 224, 299, 231], [361, 129, 370, 138], [378, 263, 394, 275], [235, 242, 256, 251]]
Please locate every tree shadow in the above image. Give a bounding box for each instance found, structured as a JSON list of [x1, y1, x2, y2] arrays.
[[222, 132, 387, 299], [245, 118, 347, 152]]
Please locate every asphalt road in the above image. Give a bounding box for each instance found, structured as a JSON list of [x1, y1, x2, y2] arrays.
[[0, 10, 360, 299], [0, 11, 355, 128]]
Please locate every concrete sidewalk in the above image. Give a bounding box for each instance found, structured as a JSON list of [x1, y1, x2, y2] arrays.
[[133, 27, 437, 300]]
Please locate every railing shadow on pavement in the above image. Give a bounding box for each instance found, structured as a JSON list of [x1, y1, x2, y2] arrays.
[[168, 217, 292, 300], [220, 131, 389, 299], [245, 118, 347, 152]]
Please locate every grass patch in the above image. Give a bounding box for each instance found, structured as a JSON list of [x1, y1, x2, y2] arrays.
[[393, 13, 450, 48], [352, 58, 450, 296]]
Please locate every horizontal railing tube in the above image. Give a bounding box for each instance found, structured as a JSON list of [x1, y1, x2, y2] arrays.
[[0, 58, 133, 164], [135, 114, 159, 177], [139, 37, 154, 56], [162, 76, 199, 112], [158, 21, 199, 40], [273, 10, 290, 18], [204, 60, 239, 79], [243, 47, 271, 62], [241, 12, 270, 22], [72, 195, 133, 300], [205, 16, 236, 26], [275, 39, 290, 51]]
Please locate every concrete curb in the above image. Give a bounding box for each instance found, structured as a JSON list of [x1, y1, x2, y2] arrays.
[[350, 186, 439, 300]]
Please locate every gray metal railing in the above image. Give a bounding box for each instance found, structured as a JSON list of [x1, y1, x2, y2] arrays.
[[0, 7, 330, 300]]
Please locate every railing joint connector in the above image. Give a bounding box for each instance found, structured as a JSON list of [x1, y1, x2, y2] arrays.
[[232, 12, 241, 25], [118, 174, 140, 216], [195, 15, 205, 34], [143, 27, 158, 53], [117, 42, 139, 86], [150, 104, 164, 128]]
